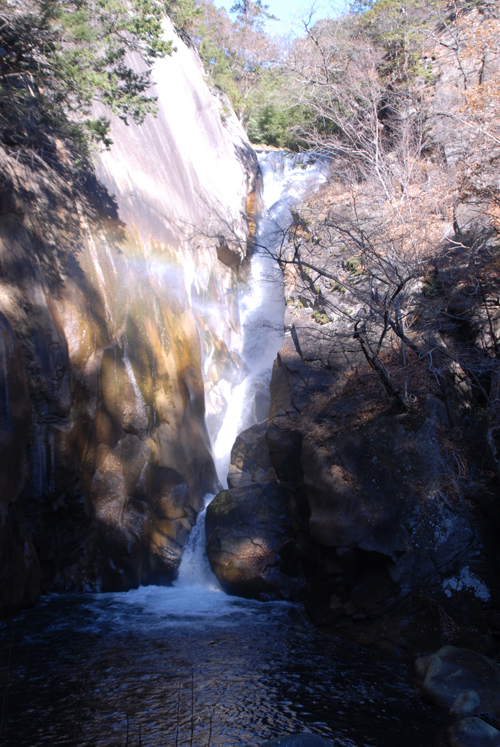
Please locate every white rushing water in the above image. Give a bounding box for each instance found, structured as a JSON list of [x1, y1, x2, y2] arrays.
[[173, 152, 327, 597], [175, 493, 221, 591], [212, 152, 327, 488]]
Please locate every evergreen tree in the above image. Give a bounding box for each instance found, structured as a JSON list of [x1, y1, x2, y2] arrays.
[[0, 0, 199, 157], [195, 0, 279, 126]]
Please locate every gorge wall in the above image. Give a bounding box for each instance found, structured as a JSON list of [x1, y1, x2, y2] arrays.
[[2, 3, 499, 663], [0, 20, 257, 617]]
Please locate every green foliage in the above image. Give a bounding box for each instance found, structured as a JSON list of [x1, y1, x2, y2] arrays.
[[345, 257, 363, 275], [220, 104, 232, 124], [313, 310, 331, 324], [247, 102, 306, 149], [359, 0, 440, 83], [245, 67, 330, 149], [331, 280, 346, 293], [0, 0, 198, 158], [194, 0, 281, 128], [422, 275, 444, 298], [198, 34, 242, 108], [230, 0, 277, 29], [350, 0, 376, 13]]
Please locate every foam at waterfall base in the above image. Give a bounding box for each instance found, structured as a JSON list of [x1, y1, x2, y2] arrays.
[[175, 492, 221, 591]]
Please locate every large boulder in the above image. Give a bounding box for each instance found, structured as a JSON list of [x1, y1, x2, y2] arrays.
[[301, 410, 488, 598], [205, 480, 302, 600], [227, 420, 276, 489], [263, 311, 497, 652], [448, 718, 500, 747], [416, 646, 500, 713], [265, 334, 333, 485]]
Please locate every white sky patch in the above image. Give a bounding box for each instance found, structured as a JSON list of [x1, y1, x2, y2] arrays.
[[215, 0, 346, 36]]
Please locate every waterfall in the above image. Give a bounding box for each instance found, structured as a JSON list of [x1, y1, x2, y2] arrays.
[[212, 151, 327, 488], [175, 151, 326, 591], [175, 493, 220, 590]]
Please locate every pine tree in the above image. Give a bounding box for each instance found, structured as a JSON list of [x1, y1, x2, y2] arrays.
[[0, 0, 199, 158]]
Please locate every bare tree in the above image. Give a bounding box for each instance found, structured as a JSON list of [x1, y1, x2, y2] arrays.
[[244, 2, 498, 479]]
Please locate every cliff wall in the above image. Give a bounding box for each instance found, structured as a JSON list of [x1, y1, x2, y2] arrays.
[[0, 21, 257, 616]]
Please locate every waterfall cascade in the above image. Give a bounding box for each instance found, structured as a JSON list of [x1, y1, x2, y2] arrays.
[[212, 151, 327, 489], [175, 493, 220, 589], [175, 151, 327, 590]]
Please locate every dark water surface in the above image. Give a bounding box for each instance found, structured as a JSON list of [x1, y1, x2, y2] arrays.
[[0, 586, 443, 747]]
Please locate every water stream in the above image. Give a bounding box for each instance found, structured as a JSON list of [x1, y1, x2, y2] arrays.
[[0, 153, 444, 747], [174, 494, 220, 591], [213, 152, 327, 487], [0, 588, 443, 747]]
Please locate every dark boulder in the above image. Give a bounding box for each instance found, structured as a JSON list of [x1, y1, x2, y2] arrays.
[[228, 420, 276, 489], [263, 313, 497, 652], [265, 334, 334, 485], [299, 409, 492, 651], [448, 717, 500, 747], [416, 646, 500, 714], [205, 479, 303, 600]]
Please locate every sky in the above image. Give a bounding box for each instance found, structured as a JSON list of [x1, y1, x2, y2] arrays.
[[214, 0, 346, 36]]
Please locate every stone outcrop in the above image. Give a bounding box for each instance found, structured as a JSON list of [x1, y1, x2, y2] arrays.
[[206, 419, 302, 600], [0, 21, 257, 615], [205, 478, 302, 600], [416, 646, 500, 713], [227, 419, 276, 489], [416, 646, 500, 747], [212, 303, 498, 650], [267, 323, 497, 651]]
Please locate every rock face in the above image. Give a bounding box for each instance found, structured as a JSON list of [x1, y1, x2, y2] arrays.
[[206, 419, 302, 600], [267, 325, 497, 651], [0, 22, 257, 615], [0, 313, 40, 616], [227, 420, 276, 488], [205, 479, 302, 600], [215, 302, 497, 650]]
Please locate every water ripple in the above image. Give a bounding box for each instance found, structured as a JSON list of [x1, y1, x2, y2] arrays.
[[0, 587, 443, 747]]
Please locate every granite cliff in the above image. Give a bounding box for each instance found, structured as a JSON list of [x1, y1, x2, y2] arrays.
[[0, 20, 257, 616]]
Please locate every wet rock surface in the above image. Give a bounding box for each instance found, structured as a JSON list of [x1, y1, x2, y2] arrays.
[[0, 24, 256, 615]]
